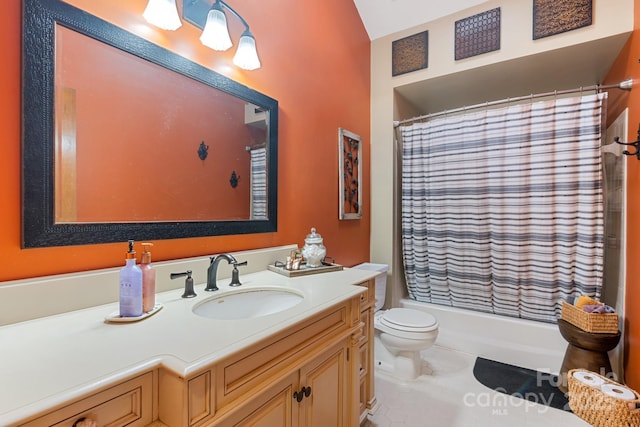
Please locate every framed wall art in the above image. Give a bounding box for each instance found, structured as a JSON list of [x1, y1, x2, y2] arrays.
[[339, 128, 362, 220], [455, 8, 501, 60], [392, 31, 428, 76], [533, 0, 592, 40]]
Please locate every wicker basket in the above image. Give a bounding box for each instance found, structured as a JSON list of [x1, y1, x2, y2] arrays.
[[568, 369, 640, 427], [561, 301, 619, 333]]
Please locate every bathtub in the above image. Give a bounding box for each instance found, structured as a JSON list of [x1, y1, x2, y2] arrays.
[[399, 298, 567, 373]]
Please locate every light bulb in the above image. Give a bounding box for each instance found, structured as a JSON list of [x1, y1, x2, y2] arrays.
[[200, 6, 232, 51], [142, 0, 182, 31], [233, 32, 261, 70]]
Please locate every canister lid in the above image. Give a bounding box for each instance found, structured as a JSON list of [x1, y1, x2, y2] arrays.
[[305, 227, 323, 244]]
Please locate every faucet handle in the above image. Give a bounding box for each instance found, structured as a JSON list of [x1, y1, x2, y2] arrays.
[[229, 261, 247, 287], [171, 270, 197, 298]]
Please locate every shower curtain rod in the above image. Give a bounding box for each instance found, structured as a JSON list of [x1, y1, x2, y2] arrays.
[[393, 78, 633, 127]]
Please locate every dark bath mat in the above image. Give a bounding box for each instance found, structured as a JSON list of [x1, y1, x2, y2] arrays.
[[473, 357, 570, 411]]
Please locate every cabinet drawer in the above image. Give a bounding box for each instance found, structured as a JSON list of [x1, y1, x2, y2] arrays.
[[360, 311, 370, 343], [359, 343, 368, 379], [359, 287, 369, 308], [20, 372, 154, 427], [358, 280, 375, 309]]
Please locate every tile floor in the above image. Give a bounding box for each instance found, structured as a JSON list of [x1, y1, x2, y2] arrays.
[[365, 346, 590, 427]]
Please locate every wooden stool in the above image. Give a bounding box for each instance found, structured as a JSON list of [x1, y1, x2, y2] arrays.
[[557, 318, 621, 393]]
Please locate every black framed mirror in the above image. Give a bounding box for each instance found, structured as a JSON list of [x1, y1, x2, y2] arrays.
[[22, 0, 278, 248]]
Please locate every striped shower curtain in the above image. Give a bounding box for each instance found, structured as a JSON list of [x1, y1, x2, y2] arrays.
[[399, 93, 606, 322], [250, 147, 268, 220]]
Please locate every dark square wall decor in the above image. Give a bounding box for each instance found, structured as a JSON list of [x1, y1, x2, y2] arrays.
[[455, 8, 501, 60], [533, 0, 592, 40], [392, 31, 428, 76]]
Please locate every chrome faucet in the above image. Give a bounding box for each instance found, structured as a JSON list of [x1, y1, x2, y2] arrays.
[[205, 253, 237, 291]]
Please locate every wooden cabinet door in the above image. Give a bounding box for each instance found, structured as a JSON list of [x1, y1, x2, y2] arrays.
[[209, 341, 349, 427], [299, 342, 348, 427], [212, 372, 299, 427]]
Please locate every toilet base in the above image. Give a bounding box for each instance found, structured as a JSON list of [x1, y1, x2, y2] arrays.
[[393, 351, 423, 380], [374, 333, 426, 381]]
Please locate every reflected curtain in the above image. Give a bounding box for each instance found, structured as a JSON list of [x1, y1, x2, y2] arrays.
[[250, 147, 268, 220], [399, 93, 606, 322]]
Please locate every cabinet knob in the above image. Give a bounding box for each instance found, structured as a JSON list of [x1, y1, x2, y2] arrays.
[[73, 417, 97, 427], [302, 386, 312, 397], [293, 386, 312, 402]]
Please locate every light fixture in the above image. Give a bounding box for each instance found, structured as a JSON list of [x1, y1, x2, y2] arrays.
[[143, 0, 182, 31], [196, 0, 260, 70], [144, 0, 261, 70], [232, 30, 261, 71], [199, 1, 232, 51]]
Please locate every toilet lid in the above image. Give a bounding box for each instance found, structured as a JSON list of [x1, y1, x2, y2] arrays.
[[380, 308, 438, 332]]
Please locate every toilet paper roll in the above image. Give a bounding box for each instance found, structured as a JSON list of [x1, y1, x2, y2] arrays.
[[572, 371, 606, 388], [601, 384, 637, 401]]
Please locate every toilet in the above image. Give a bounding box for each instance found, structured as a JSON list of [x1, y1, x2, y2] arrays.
[[372, 277, 438, 380]]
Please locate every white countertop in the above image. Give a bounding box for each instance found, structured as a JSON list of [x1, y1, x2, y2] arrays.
[[0, 268, 378, 425]]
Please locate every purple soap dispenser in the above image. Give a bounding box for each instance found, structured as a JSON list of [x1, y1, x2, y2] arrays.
[[119, 240, 143, 317]]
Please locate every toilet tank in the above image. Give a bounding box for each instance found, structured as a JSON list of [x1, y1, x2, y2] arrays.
[[353, 263, 388, 311]]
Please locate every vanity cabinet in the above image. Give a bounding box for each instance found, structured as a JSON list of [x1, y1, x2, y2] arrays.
[[158, 292, 368, 427], [18, 372, 155, 427], [6, 275, 377, 427]]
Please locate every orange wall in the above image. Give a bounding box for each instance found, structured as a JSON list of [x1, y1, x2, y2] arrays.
[[605, 0, 640, 389], [0, 0, 371, 281]]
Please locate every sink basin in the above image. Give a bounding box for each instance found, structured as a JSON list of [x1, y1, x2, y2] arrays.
[[192, 288, 304, 320]]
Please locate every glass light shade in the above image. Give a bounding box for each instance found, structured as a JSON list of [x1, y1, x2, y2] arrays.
[[233, 33, 261, 70], [200, 8, 233, 51], [142, 0, 182, 31]]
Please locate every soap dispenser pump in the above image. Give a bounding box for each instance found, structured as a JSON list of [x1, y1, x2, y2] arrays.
[[140, 242, 156, 313], [119, 240, 143, 317]]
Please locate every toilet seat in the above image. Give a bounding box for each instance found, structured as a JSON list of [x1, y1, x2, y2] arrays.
[[376, 308, 438, 339]]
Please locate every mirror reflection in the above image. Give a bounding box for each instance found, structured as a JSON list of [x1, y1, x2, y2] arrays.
[[54, 26, 267, 223], [22, 0, 278, 247]]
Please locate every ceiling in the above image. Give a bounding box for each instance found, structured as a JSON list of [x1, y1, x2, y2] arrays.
[[353, 0, 489, 40]]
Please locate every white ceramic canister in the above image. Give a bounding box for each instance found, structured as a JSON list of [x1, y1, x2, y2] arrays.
[[301, 227, 327, 267]]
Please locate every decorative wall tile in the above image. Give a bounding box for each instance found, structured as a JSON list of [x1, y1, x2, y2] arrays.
[[455, 8, 501, 60], [392, 31, 428, 76], [533, 0, 592, 40]]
